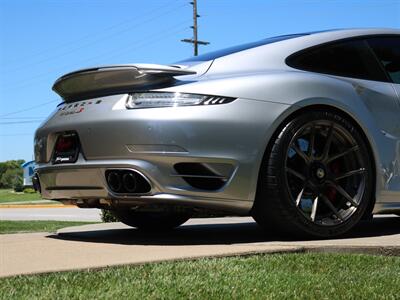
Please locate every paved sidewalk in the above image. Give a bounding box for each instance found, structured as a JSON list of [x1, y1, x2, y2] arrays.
[[1, 216, 399, 277], [0, 207, 102, 221]]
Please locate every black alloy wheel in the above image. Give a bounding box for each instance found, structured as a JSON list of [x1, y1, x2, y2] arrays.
[[253, 110, 373, 238]]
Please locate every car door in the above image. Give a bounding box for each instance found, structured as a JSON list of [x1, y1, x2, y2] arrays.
[[366, 35, 400, 194]]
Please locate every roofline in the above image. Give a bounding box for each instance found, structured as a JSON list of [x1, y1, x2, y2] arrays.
[[303, 28, 400, 39]]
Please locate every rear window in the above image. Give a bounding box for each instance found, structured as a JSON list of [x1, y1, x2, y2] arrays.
[[286, 39, 388, 82], [180, 34, 306, 63]]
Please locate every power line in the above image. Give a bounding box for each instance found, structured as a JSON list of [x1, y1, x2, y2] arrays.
[[2, 1, 177, 68], [0, 120, 42, 125], [181, 0, 209, 56], [0, 117, 46, 120], [0, 133, 34, 137], [3, 2, 187, 74], [0, 99, 58, 118], [0, 24, 190, 118], [86, 23, 191, 63], [0, 25, 188, 126], [2, 20, 191, 91]]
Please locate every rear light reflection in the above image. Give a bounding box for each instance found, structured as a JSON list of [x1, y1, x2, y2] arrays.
[[52, 132, 80, 164]]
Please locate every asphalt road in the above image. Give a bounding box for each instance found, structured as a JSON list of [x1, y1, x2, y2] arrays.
[[1, 216, 399, 277], [0, 207, 102, 221]]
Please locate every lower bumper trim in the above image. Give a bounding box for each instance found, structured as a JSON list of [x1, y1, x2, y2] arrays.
[[46, 186, 103, 191]]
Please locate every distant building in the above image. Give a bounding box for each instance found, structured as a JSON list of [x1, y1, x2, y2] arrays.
[[21, 161, 36, 187]]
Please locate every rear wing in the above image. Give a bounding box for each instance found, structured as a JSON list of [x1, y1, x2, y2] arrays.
[[52, 64, 196, 102]]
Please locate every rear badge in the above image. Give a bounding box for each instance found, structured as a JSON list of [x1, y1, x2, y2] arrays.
[[59, 100, 101, 116], [59, 107, 85, 116]]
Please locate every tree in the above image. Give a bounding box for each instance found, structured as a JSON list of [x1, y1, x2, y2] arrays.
[[0, 160, 25, 189]]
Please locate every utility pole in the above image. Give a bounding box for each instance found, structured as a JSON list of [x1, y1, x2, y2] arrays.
[[181, 0, 209, 56]]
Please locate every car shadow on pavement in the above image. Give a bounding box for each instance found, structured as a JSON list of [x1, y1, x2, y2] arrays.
[[48, 216, 400, 246]]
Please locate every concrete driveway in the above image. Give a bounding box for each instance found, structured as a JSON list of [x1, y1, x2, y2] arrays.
[[1, 216, 399, 278]]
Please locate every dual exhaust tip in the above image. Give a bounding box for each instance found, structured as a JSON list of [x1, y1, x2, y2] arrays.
[[106, 170, 151, 194]]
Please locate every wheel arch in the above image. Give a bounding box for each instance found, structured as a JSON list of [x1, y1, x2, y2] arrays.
[[254, 103, 377, 217]]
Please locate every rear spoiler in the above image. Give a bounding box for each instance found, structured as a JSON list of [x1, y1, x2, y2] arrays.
[[52, 64, 196, 102]]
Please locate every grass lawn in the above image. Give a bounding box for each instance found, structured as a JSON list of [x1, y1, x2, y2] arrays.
[[0, 220, 98, 234], [0, 189, 43, 203], [1, 253, 399, 299]]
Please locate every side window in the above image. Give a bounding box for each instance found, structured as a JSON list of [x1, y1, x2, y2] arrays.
[[287, 39, 387, 82], [367, 36, 400, 84]]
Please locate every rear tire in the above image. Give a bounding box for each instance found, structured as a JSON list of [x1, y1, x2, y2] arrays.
[[114, 210, 191, 231], [252, 110, 373, 238]]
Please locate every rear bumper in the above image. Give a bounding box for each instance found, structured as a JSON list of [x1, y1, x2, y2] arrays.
[[34, 95, 292, 214], [36, 156, 252, 214]]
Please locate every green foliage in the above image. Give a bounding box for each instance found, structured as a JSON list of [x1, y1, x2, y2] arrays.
[[23, 188, 36, 194], [13, 176, 24, 192], [0, 160, 25, 189], [101, 209, 119, 222], [1, 168, 23, 190]]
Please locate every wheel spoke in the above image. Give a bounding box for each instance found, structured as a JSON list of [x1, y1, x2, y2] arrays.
[[329, 182, 359, 207], [286, 167, 306, 182], [295, 186, 306, 207], [335, 168, 366, 181], [321, 123, 335, 160], [310, 196, 319, 221], [308, 123, 316, 158], [326, 145, 359, 164], [320, 195, 344, 221], [292, 143, 311, 164]]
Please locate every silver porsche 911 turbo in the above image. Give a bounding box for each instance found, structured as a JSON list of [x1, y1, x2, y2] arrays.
[[34, 28, 400, 237]]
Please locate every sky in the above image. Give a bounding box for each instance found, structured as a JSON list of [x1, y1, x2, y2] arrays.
[[0, 0, 399, 162]]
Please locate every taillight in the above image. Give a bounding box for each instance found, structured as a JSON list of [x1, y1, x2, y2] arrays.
[[126, 92, 236, 109], [55, 136, 75, 152]]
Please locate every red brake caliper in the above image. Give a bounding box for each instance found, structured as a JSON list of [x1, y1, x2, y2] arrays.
[[327, 161, 340, 202]]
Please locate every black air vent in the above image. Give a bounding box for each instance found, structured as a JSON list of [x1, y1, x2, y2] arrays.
[[173, 163, 231, 191]]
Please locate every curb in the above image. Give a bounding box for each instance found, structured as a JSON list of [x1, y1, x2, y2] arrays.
[[0, 204, 77, 209], [306, 245, 400, 256], [0, 247, 304, 278], [2, 245, 399, 278]]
